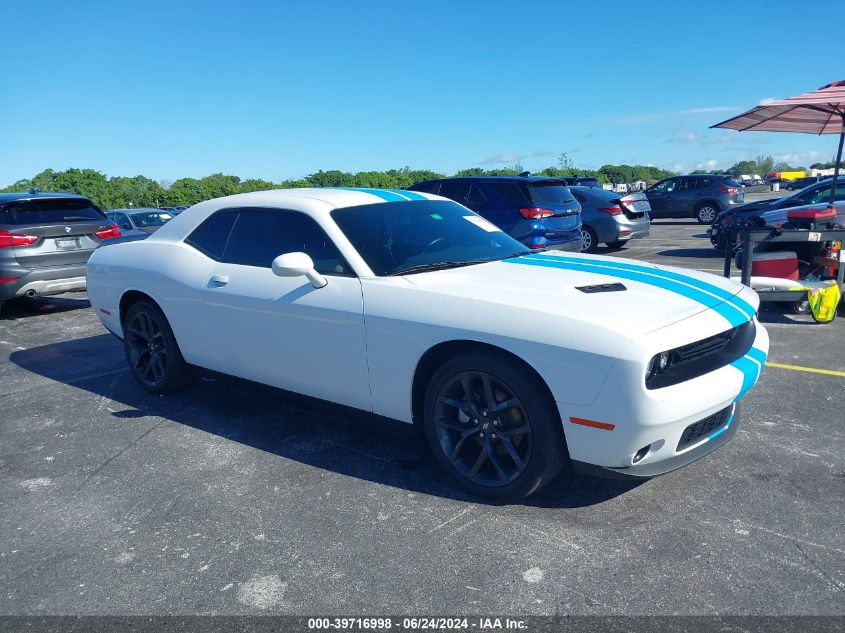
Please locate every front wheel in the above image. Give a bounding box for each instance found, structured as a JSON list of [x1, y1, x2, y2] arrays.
[[123, 300, 193, 394], [423, 351, 566, 502], [695, 204, 718, 224]]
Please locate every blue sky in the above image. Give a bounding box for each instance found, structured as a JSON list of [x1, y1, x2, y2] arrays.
[[1, 0, 843, 185]]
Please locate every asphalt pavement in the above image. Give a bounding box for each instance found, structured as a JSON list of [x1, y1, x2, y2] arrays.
[[1, 216, 843, 616]]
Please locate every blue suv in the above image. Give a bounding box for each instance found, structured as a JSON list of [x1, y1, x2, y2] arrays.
[[407, 176, 583, 251]]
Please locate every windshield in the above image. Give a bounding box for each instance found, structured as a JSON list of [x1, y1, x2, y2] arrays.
[[332, 200, 530, 276], [528, 181, 577, 205], [130, 211, 173, 227]]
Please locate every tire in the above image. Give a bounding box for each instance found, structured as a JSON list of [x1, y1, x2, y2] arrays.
[[695, 204, 718, 224], [580, 226, 598, 253], [422, 351, 566, 502], [123, 300, 193, 394], [605, 240, 627, 249], [790, 300, 811, 315]]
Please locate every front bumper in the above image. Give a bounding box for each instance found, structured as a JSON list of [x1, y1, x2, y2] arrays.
[[0, 264, 88, 300], [573, 403, 739, 480]]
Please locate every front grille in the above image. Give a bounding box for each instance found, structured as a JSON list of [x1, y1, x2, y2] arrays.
[[676, 406, 731, 451], [673, 326, 737, 365]]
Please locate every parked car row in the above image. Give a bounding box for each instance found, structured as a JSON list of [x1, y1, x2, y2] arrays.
[[708, 177, 845, 251]]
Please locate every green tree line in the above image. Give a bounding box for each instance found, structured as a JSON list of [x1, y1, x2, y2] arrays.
[[2, 164, 675, 209]]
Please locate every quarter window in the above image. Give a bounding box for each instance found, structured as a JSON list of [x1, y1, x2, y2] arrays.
[[185, 209, 238, 260]]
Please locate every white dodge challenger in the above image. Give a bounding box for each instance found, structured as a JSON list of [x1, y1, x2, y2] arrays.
[[87, 187, 768, 501]]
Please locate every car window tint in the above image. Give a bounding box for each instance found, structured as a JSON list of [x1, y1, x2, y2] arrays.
[[466, 184, 488, 208], [699, 178, 712, 188], [408, 181, 440, 194], [485, 181, 531, 203], [528, 182, 577, 204], [677, 178, 693, 191], [0, 199, 105, 225], [438, 181, 471, 205], [115, 213, 132, 229], [185, 209, 238, 259], [223, 208, 351, 275], [571, 191, 586, 204], [651, 179, 677, 193]]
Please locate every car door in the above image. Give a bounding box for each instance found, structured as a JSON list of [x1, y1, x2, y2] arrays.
[[199, 207, 371, 411], [672, 177, 700, 217], [646, 178, 678, 217]]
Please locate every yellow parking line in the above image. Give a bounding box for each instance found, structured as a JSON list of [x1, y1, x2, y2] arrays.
[[766, 362, 845, 378]]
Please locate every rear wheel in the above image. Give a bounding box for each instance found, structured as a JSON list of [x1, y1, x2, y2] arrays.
[[580, 226, 598, 253], [695, 204, 718, 224], [123, 300, 193, 394], [423, 351, 566, 502]]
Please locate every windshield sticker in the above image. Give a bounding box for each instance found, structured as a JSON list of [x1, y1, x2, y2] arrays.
[[464, 215, 501, 232]]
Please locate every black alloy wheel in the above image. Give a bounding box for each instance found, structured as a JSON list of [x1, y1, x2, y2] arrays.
[[123, 300, 192, 394], [423, 351, 566, 501]]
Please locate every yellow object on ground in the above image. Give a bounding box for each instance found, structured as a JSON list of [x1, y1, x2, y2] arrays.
[[807, 283, 841, 323]]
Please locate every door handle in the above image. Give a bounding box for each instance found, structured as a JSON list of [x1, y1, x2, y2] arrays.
[[209, 274, 229, 286]]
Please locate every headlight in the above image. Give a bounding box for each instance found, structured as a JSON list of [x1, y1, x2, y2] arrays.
[[646, 350, 674, 384]]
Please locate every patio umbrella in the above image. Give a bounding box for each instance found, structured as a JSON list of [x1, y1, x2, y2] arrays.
[[711, 80, 845, 205]]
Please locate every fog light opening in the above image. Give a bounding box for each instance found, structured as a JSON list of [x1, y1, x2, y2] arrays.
[[632, 444, 651, 464]]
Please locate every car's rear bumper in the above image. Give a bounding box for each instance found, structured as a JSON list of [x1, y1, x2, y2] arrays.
[[572, 403, 739, 480], [0, 263, 88, 300]]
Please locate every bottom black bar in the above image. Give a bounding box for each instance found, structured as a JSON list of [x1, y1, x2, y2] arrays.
[[0, 616, 842, 633]]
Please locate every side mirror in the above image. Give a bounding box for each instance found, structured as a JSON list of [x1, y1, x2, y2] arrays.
[[271, 252, 327, 288]]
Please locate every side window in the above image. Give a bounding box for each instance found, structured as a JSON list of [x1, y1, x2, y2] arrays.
[[408, 181, 440, 194], [222, 208, 352, 276], [651, 179, 677, 193], [465, 184, 488, 208], [807, 186, 832, 205], [438, 181, 471, 205], [115, 213, 133, 229], [484, 181, 531, 203], [699, 178, 712, 189], [185, 209, 238, 259]]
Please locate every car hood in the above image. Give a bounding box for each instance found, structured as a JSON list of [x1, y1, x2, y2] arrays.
[[402, 252, 756, 336], [719, 198, 778, 218]]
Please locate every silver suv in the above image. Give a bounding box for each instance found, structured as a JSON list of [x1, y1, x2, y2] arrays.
[[0, 190, 119, 314]]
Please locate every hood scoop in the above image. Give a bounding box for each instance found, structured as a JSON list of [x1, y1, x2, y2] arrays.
[[576, 282, 627, 294]]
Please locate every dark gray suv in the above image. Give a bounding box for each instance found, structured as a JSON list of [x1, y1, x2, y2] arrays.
[[0, 191, 120, 313], [645, 174, 745, 224]]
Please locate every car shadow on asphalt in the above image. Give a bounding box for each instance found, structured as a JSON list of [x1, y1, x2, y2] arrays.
[[1, 295, 91, 319], [9, 334, 641, 509]]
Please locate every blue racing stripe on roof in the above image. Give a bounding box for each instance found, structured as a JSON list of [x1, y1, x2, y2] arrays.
[[524, 253, 756, 319], [336, 188, 410, 202], [505, 256, 748, 327], [391, 189, 427, 200]]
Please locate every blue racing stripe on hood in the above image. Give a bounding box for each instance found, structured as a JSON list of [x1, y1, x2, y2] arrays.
[[731, 355, 761, 401], [524, 253, 756, 319], [505, 256, 749, 327], [745, 346, 767, 367]]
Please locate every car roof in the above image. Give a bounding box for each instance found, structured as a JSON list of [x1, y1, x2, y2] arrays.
[[0, 191, 91, 205], [147, 187, 444, 244]]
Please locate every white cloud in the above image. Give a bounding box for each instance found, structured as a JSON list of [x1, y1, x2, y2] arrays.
[[774, 150, 821, 163], [759, 97, 776, 105], [479, 152, 522, 165], [612, 106, 739, 125], [666, 131, 735, 145], [531, 149, 553, 157]]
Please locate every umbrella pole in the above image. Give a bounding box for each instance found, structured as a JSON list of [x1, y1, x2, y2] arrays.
[[830, 116, 845, 206]]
